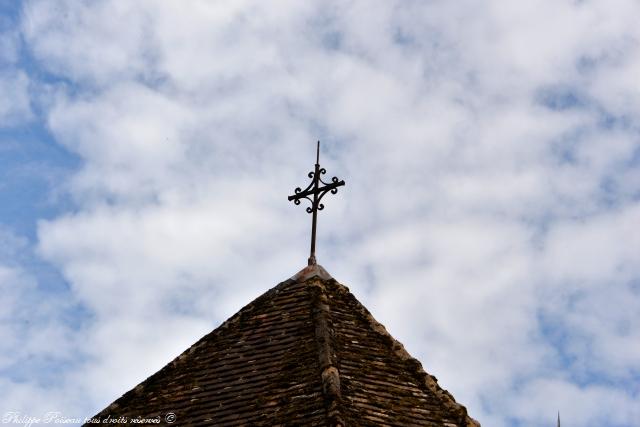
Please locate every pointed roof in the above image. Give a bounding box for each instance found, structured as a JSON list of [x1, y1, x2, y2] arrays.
[[88, 265, 479, 426]]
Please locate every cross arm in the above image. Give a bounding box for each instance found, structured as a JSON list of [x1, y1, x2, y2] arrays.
[[288, 191, 310, 201], [288, 179, 345, 201], [318, 179, 345, 195]]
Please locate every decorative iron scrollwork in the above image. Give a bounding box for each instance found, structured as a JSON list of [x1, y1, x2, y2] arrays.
[[287, 141, 346, 265]]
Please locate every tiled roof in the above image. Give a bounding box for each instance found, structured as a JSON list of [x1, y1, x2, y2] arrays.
[[88, 265, 480, 426]]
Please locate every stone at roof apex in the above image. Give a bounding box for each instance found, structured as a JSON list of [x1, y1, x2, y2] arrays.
[[291, 263, 333, 282]]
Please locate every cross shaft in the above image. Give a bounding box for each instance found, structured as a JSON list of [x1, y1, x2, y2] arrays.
[[288, 141, 345, 265]]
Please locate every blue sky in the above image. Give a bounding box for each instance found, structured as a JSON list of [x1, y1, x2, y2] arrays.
[[1, 1, 640, 426]]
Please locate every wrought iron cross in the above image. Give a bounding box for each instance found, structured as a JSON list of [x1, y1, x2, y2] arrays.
[[288, 141, 345, 266]]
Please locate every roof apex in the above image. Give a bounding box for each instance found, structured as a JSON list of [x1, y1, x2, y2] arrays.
[[290, 263, 334, 282]]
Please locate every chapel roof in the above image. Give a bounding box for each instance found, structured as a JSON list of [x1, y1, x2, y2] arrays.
[[87, 264, 479, 426]]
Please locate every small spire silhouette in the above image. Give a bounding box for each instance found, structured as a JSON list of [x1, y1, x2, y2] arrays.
[[557, 411, 560, 427], [288, 141, 345, 266]]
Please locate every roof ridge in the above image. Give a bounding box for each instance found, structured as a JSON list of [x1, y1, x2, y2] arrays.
[[308, 278, 345, 427]]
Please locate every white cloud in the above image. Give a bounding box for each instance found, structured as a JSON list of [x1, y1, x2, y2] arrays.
[[2, 0, 638, 425], [21, 1, 157, 87], [0, 15, 33, 126], [505, 378, 640, 426], [0, 227, 89, 417]]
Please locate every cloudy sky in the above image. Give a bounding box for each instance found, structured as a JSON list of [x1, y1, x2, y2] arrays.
[[1, 1, 639, 426]]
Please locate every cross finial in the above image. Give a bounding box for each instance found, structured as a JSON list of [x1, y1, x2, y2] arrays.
[[288, 141, 345, 266]]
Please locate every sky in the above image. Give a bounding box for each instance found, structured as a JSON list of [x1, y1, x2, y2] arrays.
[[1, 1, 639, 426]]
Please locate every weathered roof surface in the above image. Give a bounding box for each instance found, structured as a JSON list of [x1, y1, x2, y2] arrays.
[[88, 265, 480, 426]]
